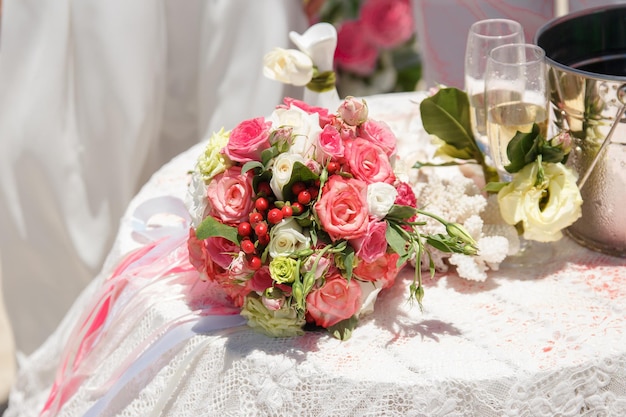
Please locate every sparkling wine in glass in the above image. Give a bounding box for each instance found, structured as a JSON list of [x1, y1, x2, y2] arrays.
[[464, 19, 524, 153], [485, 43, 553, 266], [485, 43, 548, 179]]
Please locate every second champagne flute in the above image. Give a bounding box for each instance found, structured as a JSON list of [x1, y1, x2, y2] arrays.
[[485, 43, 549, 180], [485, 43, 552, 267]]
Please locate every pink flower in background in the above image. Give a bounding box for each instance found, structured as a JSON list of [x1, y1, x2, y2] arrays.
[[309, 0, 421, 97], [334, 20, 379, 76], [225, 117, 272, 163], [206, 166, 255, 224], [357, 119, 397, 156], [360, 0, 414, 48], [306, 273, 362, 328]]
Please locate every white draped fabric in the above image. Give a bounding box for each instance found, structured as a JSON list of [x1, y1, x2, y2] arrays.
[[0, 0, 307, 354], [5, 92, 626, 417]]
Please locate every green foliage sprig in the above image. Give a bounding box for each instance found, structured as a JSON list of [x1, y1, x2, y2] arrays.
[[418, 87, 499, 184]]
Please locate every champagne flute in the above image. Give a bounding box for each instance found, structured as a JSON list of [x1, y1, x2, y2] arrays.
[[485, 43, 548, 180], [464, 19, 524, 153], [485, 43, 552, 266]]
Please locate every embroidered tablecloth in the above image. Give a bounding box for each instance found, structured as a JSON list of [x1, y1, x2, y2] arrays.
[[7, 92, 626, 417]]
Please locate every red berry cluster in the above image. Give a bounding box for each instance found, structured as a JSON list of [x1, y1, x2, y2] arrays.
[[236, 180, 319, 270]]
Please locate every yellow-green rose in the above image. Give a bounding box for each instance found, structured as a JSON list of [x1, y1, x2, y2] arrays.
[[197, 128, 233, 182], [269, 257, 299, 284], [241, 296, 305, 337], [498, 162, 582, 242]]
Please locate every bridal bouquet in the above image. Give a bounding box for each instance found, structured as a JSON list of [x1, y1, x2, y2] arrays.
[[187, 96, 476, 340]]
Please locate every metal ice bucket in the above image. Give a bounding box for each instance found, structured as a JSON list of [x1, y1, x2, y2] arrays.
[[536, 5, 626, 257]]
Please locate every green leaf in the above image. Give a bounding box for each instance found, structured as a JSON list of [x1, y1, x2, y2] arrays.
[[504, 123, 568, 173], [327, 315, 358, 341], [386, 223, 408, 256], [424, 234, 456, 253], [261, 147, 280, 166], [484, 181, 507, 193], [241, 160, 264, 175], [435, 143, 474, 160], [539, 143, 566, 164], [252, 169, 272, 194], [309, 228, 318, 247], [343, 246, 355, 280], [412, 160, 465, 169], [419, 88, 475, 156], [504, 124, 541, 173], [195, 216, 239, 244], [386, 204, 418, 221]]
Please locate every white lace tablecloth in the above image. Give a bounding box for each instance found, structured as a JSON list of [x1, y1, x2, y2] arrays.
[[7, 92, 626, 417]]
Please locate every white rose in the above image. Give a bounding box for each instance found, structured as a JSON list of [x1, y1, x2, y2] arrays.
[[498, 162, 582, 242], [270, 105, 321, 158], [268, 218, 310, 258], [367, 182, 398, 219], [270, 152, 305, 200], [356, 280, 383, 318], [262, 47, 314, 87]]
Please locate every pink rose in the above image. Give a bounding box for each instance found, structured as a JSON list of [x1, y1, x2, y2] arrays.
[[224, 117, 272, 163], [306, 273, 362, 328], [317, 124, 345, 161], [213, 253, 255, 307], [247, 266, 274, 293], [338, 97, 369, 126], [357, 119, 397, 156], [345, 138, 396, 184], [281, 97, 332, 127], [206, 166, 255, 224], [247, 266, 292, 295], [205, 236, 239, 269], [187, 228, 221, 281], [334, 20, 379, 76], [330, 115, 357, 142], [394, 181, 417, 207], [214, 271, 250, 308], [302, 254, 331, 281], [353, 252, 402, 289], [395, 181, 418, 224], [351, 220, 388, 263], [314, 175, 369, 241], [360, 0, 414, 48]]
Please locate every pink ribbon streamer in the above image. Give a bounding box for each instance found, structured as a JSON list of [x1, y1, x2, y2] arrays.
[[40, 197, 243, 417]]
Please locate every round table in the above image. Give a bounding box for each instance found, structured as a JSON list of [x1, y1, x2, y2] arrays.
[[7, 93, 626, 417]]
